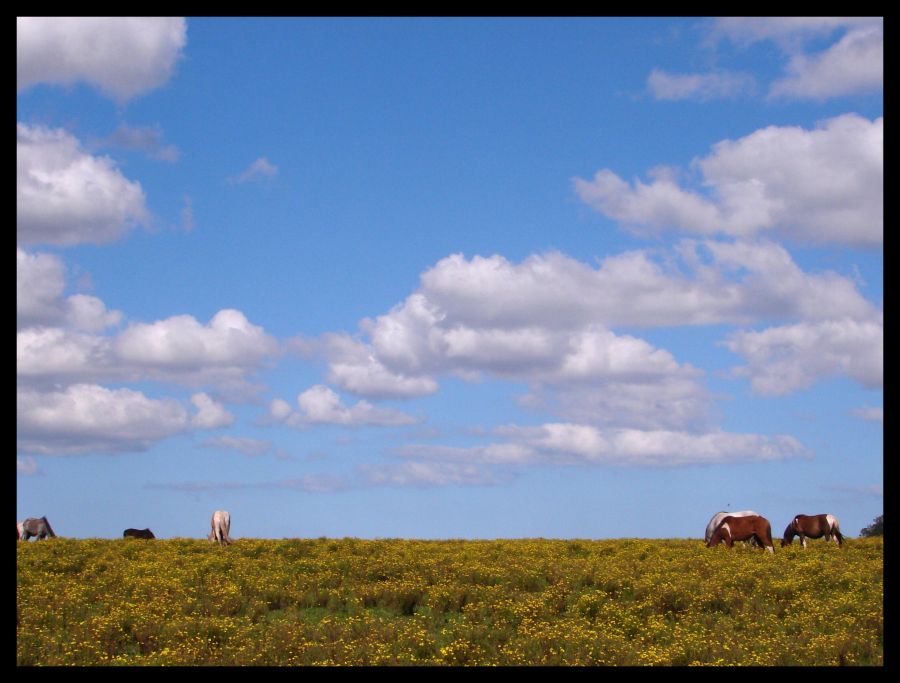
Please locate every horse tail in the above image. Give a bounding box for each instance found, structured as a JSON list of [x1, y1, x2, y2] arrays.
[[763, 520, 774, 551], [831, 517, 844, 546], [210, 513, 220, 543]]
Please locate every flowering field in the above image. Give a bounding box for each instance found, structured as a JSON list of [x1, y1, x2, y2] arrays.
[[17, 537, 882, 666]]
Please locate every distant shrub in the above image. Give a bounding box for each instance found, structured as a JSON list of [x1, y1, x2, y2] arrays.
[[860, 515, 883, 537]]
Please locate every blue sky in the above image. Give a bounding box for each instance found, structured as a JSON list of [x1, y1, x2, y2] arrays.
[[17, 17, 883, 540]]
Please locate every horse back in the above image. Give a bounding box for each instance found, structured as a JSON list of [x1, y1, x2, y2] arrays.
[[723, 515, 771, 542]]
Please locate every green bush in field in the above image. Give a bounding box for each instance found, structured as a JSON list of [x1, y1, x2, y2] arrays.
[[860, 515, 883, 537], [17, 537, 883, 666]]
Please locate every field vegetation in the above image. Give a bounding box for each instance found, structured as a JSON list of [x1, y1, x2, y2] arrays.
[[17, 537, 882, 666]]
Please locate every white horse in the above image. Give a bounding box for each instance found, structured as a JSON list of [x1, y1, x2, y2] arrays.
[[706, 510, 760, 546], [208, 510, 232, 545]]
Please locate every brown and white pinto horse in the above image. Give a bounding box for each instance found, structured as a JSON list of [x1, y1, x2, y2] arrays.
[[781, 514, 843, 548], [705, 510, 761, 547], [707, 515, 775, 554]]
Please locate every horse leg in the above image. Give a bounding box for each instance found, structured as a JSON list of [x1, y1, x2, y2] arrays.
[[756, 535, 774, 554]]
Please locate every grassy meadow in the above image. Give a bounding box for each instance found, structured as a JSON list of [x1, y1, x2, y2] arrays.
[[17, 536, 882, 666]]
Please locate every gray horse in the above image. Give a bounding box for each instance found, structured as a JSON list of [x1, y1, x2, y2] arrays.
[[18, 517, 56, 540]]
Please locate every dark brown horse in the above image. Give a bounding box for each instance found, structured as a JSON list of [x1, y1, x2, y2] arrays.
[[781, 514, 843, 548], [123, 528, 156, 539], [707, 514, 775, 554]]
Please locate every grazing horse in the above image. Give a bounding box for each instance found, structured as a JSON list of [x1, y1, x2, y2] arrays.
[[781, 514, 843, 548], [707, 515, 775, 554], [19, 517, 56, 541], [123, 528, 156, 540], [705, 510, 761, 547], [17, 521, 24, 540], [208, 510, 232, 546]]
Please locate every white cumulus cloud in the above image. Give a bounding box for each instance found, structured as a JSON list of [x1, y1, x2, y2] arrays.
[[18, 248, 124, 332], [17, 247, 66, 327], [64, 294, 123, 333], [17, 384, 227, 455], [114, 309, 278, 369], [399, 422, 812, 469], [190, 393, 235, 429], [17, 17, 187, 102], [575, 114, 882, 246], [693, 18, 884, 102], [723, 317, 884, 395], [317, 333, 439, 399], [769, 24, 883, 100], [18, 307, 279, 399], [297, 238, 879, 424], [270, 385, 418, 428], [17, 124, 149, 247]]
